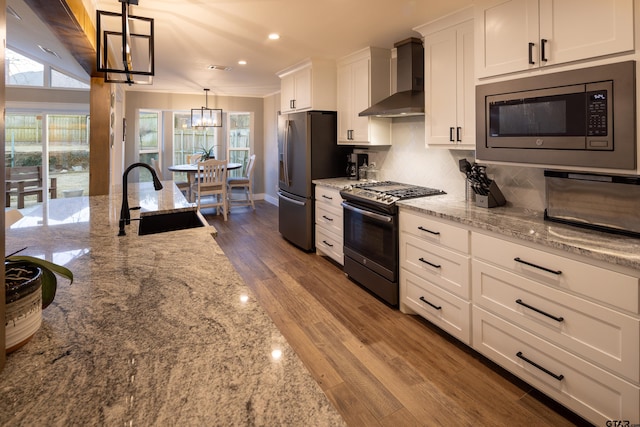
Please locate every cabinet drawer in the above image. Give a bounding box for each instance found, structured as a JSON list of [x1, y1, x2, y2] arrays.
[[316, 202, 343, 236], [316, 226, 343, 265], [473, 259, 640, 383], [401, 269, 471, 344], [473, 306, 639, 426], [315, 186, 343, 209], [401, 233, 470, 299], [400, 210, 469, 253], [472, 232, 639, 313]]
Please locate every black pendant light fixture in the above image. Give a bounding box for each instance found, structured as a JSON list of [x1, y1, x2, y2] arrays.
[[97, 0, 154, 85], [191, 89, 223, 128]]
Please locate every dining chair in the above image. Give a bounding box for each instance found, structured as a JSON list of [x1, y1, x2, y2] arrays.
[[227, 154, 256, 210], [188, 153, 202, 164], [191, 158, 228, 220], [151, 158, 190, 199]]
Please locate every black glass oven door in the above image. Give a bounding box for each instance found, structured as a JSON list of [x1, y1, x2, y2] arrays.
[[342, 201, 398, 281]]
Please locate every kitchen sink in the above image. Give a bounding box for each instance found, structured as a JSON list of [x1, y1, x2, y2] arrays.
[[138, 210, 205, 235]]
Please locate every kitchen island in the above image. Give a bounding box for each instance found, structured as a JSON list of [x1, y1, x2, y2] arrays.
[[1, 182, 345, 426]]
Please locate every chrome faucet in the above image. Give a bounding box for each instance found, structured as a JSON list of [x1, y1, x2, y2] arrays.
[[118, 162, 163, 236]]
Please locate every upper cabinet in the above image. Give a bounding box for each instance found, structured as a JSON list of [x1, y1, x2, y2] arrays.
[[416, 7, 475, 149], [277, 59, 337, 114], [336, 47, 392, 145], [475, 0, 634, 78]]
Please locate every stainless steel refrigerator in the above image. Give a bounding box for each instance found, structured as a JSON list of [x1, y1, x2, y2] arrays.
[[277, 111, 349, 251]]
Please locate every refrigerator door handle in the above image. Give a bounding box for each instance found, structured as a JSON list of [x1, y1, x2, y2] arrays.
[[282, 119, 291, 186], [277, 191, 306, 206]]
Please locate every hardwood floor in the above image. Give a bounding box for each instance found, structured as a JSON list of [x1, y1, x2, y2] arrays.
[[203, 202, 592, 427]]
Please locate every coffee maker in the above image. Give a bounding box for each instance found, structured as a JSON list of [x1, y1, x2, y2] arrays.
[[346, 153, 369, 180]]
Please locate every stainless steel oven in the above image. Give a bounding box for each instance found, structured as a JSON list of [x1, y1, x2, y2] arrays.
[[342, 201, 399, 305], [340, 181, 445, 307]]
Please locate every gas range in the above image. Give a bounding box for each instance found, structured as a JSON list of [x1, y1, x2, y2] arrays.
[[340, 181, 445, 212]]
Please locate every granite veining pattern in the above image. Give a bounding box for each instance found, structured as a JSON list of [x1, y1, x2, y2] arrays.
[[399, 195, 640, 271], [1, 182, 345, 426], [313, 178, 640, 271]]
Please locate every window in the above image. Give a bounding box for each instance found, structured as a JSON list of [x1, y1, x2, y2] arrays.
[[172, 112, 222, 182], [227, 112, 252, 178], [5, 112, 90, 207], [139, 111, 161, 177], [51, 69, 90, 89], [5, 48, 90, 88], [6, 49, 43, 86]]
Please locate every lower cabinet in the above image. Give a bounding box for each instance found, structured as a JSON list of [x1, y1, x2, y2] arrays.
[[473, 306, 639, 425], [315, 186, 344, 265], [399, 208, 640, 426], [399, 208, 471, 344]]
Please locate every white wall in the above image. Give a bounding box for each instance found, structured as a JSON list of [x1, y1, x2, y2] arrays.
[[263, 93, 280, 205], [371, 116, 546, 211]]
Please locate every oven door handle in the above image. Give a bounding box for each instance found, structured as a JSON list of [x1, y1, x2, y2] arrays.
[[341, 202, 393, 223]]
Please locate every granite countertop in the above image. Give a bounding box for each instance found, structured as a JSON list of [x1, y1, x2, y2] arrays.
[[313, 177, 640, 272], [400, 195, 640, 272], [1, 181, 345, 426]]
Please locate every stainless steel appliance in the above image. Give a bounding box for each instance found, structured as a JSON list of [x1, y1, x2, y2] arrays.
[[359, 38, 424, 117], [340, 181, 445, 306], [544, 170, 640, 237], [278, 111, 348, 251], [476, 61, 636, 170]]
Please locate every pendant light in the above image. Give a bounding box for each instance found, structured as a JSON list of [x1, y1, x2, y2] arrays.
[[97, 0, 154, 85], [191, 89, 223, 128]]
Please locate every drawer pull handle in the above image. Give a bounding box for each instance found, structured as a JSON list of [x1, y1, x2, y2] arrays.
[[514, 257, 562, 275], [417, 226, 440, 235], [516, 351, 564, 381], [515, 299, 564, 322], [419, 296, 442, 310], [322, 240, 333, 248], [418, 257, 441, 269], [322, 195, 333, 200], [322, 215, 334, 222]]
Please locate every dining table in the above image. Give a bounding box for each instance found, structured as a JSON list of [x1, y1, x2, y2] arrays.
[[168, 161, 242, 201]]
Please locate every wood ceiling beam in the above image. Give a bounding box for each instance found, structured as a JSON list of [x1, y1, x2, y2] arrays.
[[22, 0, 98, 76]]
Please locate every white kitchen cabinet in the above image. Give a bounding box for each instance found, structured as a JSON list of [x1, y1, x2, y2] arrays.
[[336, 47, 392, 146], [277, 59, 336, 114], [473, 306, 639, 426], [416, 8, 475, 148], [314, 186, 344, 265], [475, 0, 634, 78], [471, 231, 640, 425], [399, 208, 472, 343]]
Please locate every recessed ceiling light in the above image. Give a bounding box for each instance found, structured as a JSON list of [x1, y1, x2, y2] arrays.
[[207, 65, 233, 71], [238, 60, 247, 65], [268, 33, 280, 40], [38, 45, 61, 59], [7, 5, 21, 20]]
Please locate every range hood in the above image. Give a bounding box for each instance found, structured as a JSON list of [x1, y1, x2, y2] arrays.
[[359, 37, 424, 118]]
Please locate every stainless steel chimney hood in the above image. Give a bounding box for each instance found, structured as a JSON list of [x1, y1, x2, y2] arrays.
[[359, 37, 424, 118]]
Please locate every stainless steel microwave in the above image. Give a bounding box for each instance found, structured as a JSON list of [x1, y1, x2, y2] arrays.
[[476, 61, 636, 170]]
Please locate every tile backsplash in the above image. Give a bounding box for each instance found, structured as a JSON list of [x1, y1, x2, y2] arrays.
[[362, 116, 546, 212]]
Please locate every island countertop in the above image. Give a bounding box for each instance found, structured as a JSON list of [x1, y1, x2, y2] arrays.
[[1, 182, 345, 426]]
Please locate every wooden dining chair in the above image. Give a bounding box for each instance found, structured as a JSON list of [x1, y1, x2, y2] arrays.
[[227, 154, 256, 210], [191, 158, 228, 220]]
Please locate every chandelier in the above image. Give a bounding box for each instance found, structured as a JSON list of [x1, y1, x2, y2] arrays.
[[96, 0, 154, 85], [191, 89, 223, 128]]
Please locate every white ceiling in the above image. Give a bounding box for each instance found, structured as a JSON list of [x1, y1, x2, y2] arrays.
[[9, 0, 475, 97]]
